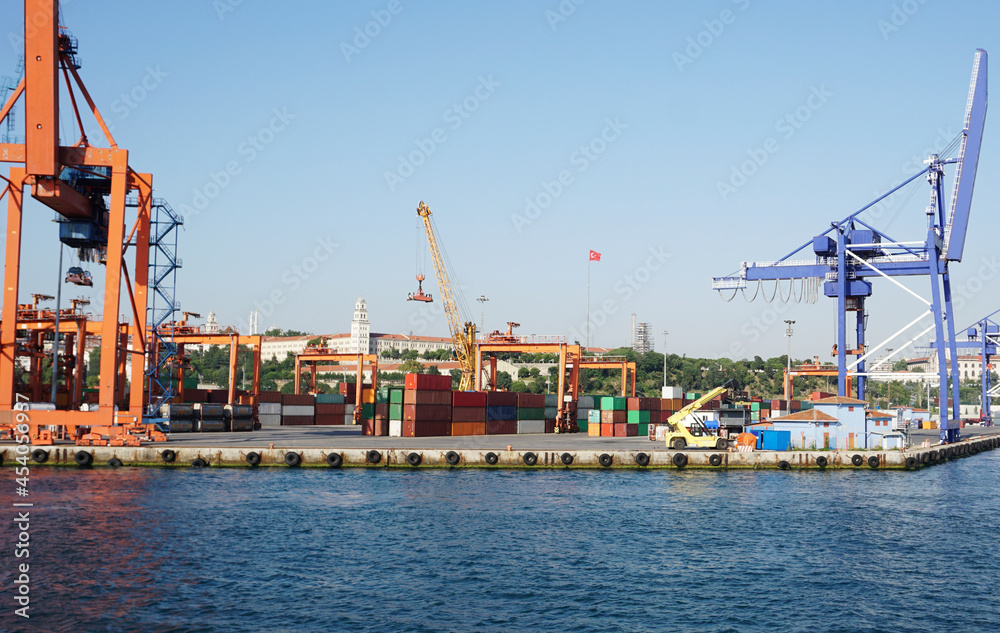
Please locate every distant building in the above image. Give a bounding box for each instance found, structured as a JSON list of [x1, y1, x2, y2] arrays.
[[259, 296, 454, 361], [631, 314, 652, 354], [906, 354, 992, 382]]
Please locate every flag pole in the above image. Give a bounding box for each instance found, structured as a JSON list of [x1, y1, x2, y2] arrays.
[[587, 255, 591, 353]]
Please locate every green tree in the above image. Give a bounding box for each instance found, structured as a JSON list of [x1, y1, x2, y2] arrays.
[[496, 371, 513, 390], [892, 359, 909, 372], [426, 365, 441, 375], [511, 380, 528, 393], [399, 359, 424, 374]]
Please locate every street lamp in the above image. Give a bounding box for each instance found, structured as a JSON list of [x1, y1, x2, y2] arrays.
[[662, 330, 669, 389], [886, 348, 893, 410], [476, 295, 489, 333], [784, 320, 795, 409]]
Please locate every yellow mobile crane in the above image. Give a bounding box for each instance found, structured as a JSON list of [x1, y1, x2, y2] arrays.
[[663, 385, 732, 450], [408, 201, 477, 391]]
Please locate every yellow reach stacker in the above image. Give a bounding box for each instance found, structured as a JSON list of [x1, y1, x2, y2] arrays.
[[662, 386, 731, 450]]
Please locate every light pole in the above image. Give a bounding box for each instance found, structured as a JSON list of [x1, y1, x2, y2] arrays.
[[661, 330, 669, 390], [784, 320, 795, 409], [886, 348, 893, 410], [476, 295, 489, 333]]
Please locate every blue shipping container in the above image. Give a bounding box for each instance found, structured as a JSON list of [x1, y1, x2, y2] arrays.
[[760, 430, 791, 451], [486, 405, 516, 421]]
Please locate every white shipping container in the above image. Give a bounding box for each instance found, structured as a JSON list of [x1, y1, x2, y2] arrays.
[[517, 419, 545, 434], [662, 386, 684, 399], [259, 413, 282, 427], [389, 420, 402, 437], [259, 402, 281, 415], [344, 414, 355, 425], [283, 405, 315, 416]]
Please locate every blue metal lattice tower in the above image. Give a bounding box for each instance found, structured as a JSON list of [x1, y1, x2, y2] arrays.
[[141, 198, 183, 417]]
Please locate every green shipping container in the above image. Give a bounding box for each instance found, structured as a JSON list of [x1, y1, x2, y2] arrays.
[[627, 410, 651, 424], [389, 388, 404, 404], [183, 377, 197, 390], [389, 403, 403, 421], [637, 423, 648, 437], [316, 393, 345, 404], [600, 397, 627, 411], [577, 419, 588, 432], [362, 403, 375, 420], [750, 402, 761, 411], [588, 409, 602, 424], [518, 407, 545, 420]]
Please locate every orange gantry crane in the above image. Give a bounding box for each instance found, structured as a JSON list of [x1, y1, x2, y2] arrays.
[[293, 345, 379, 424], [0, 1, 157, 443]]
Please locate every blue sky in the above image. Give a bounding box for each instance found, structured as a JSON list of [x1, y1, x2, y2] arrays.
[[3, 0, 999, 362]]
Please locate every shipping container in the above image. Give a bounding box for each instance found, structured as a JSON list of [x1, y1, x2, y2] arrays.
[[315, 393, 346, 404], [517, 393, 546, 408], [545, 394, 560, 407], [258, 413, 281, 428], [389, 420, 403, 437], [600, 409, 627, 424], [517, 407, 545, 420], [404, 389, 452, 405], [452, 421, 486, 436], [316, 403, 345, 415], [404, 373, 452, 391], [588, 421, 601, 437], [453, 391, 488, 407], [486, 405, 517, 421], [625, 423, 638, 437], [402, 419, 451, 437], [282, 415, 314, 426], [403, 404, 452, 422], [485, 420, 517, 435], [627, 410, 651, 424], [613, 422, 627, 437], [577, 395, 595, 409], [389, 403, 404, 421], [258, 391, 282, 403], [600, 396, 627, 410], [282, 393, 315, 406], [545, 420, 556, 434], [517, 419, 545, 434], [389, 388, 404, 404], [452, 407, 486, 423], [314, 414, 343, 425], [485, 391, 518, 406], [600, 423, 613, 437]]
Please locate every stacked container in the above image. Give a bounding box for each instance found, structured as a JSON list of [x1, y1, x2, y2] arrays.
[[282, 393, 315, 425], [388, 387, 404, 436], [486, 390, 517, 435], [315, 393, 346, 425], [627, 397, 659, 437], [258, 391, 282, 427], [587, 408, 601, 437], [577, 395, 595, 433], [452, 391, 487, 436], [517, 392, 546, 434], [599, 396, 627, 437], [402, 373, 452, 436]]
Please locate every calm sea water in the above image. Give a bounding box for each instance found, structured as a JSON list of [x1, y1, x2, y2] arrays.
[[3, 453, 999, 633]]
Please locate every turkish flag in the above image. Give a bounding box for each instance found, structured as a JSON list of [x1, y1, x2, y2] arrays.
[[589, 250, 601, 261]]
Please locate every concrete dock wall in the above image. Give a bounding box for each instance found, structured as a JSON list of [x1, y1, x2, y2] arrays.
[[3, 435, 997, 470]]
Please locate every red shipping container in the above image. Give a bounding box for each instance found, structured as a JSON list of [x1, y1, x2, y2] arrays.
[[375, 403, 389, 416], [403, 404, 452, 422], [545, 420, 555, 434], [452, 407, 486, 422], [208, 390, 228, 404], [625, 423, 638, 437], [452, 422, 486, 436], [402, 420, 451, 437], [374, 419, 389, 436], [453, 391, 488, 407], [646, 397, 661, 411], [404, 374, 452, 391], [613, 422, 627, 437], [183, 388, 208, 403], [282, 393, 315, 406], [258, 391, 282, 403], [282, 415, 314, 426], [314, 414, 343, 426], [600, 423, 613, 437], [517, 393, 546, 408], [316, 403, 345, 415], [486, 391, 518, 406], [404, 390, 452, 405], [485, 420, 516, 435], [362, 419, 374, 436], [627, 397, 641, 411]]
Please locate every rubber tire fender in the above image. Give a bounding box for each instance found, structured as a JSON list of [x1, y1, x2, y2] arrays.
[[598, 453, 613, 468], [284, 452, 302, 467], [30, 449, 48, 464], [904, 456, 917, 470], [815, 455, 828, 469], [246, 451, 261, 467], [867, 455, 880, 469], [522, 452, 538, 466], [560, 452, 574, 466], [485, 452, 499, 465], [778, 460, 790, 470], [366, 450, 382, 464], [445, 451, 461, 466], [161, 449, 176, 463], [708, 454, 722, 467], [74, 451, 93, 467], [920, 452, 930, 465], [191, 458, 208, 468], [325, 452, 343, 468], [851, 454, 864, 467], [929, 450, 938, 462], [406, 452, 422, 466], [635, 452, 650, 467], [672, 452, 687, 468], [107, 457, 123, 469]]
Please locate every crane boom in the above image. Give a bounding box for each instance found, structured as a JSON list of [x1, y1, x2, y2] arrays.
[[414, 201, 476, 390]]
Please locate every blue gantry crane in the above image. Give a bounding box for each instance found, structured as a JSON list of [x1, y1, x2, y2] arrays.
[[713, 50, 987, 444], [929, 310, 999, 425]]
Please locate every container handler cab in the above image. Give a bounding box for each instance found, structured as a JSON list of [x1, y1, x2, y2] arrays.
[[663, 385, 731, 450]]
